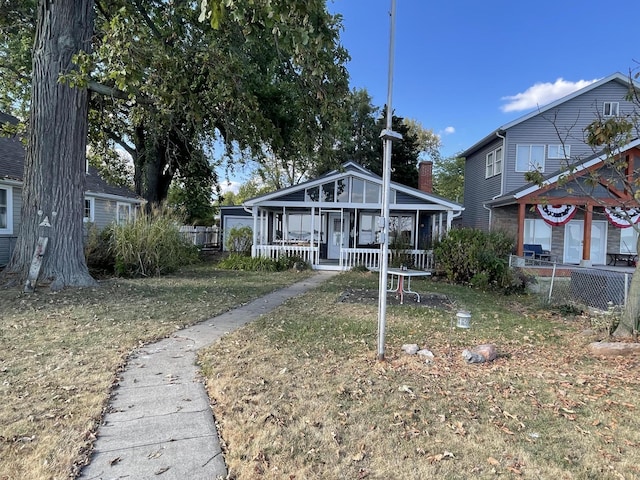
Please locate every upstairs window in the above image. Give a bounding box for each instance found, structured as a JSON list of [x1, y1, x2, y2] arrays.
[[603, 102, 619, 117], [548, 144, 571, 159], [485, 147, 503, 178], [516, 144, 545, 172]]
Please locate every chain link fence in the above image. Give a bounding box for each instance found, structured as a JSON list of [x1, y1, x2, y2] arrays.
[[510, 255, 633, 310]]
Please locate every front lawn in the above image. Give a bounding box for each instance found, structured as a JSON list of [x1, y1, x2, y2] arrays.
[[200, 271, 640, 479]]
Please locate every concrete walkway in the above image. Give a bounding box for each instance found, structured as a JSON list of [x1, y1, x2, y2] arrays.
[[79, 271, 338, 480]]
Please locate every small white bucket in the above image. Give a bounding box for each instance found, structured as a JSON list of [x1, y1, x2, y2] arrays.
[[456, 310, 471, 329]]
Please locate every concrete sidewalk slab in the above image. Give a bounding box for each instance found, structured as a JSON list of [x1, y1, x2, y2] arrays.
[[79, 271, 337, 480]]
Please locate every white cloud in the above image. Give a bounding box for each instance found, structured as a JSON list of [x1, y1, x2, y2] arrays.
[[220, 180, 242, 194], [443, 126, 455, 135], [500, 78, 600, 113]]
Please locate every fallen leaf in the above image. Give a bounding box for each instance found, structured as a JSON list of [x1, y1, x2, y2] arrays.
[[109, 456, 122, 466], [487, 456, 500, 466], [154, 466, 170, 475]]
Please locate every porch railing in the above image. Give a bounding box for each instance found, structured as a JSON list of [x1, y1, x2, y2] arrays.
[[341, 248, 434, 270], [255, 244, 319, 264]]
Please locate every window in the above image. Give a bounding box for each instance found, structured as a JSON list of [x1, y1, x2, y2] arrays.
[[359, 212, 380, 245], [337, 179, 349, 202], [364, 181, 380, 203], [351, 178, 364, 203], [116, 202, 132, 224], [321, 181, 335, 202], [620, 227, 638, 254], [603, 102, 619, 117], [389, 215, 414, 246], [548, 144, 571, 159], [485, 147, 503, 178], [0, 186, 13, 234], [516, 145, 545, 172], [305, 186, 319, 202], [524, 219, 552, 250], [83, 197, 95, 223]]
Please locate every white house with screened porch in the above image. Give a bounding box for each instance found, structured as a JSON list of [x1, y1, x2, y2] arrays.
[[237, 161, 463, 271]]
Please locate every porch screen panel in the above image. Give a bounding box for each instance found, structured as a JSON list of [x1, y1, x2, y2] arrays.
[[352, 178, 364, 203], [524, 219, 551, 250], [359, 212, 380, 245], [337, 179, 349, 202], [365, 181, 380, 203], [389, 215, 413, 246], [322, 182, 335, 202]]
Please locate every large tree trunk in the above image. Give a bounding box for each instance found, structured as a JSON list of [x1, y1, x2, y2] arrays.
[[3, 0, 96, 291], [613, 235, 640, 337]]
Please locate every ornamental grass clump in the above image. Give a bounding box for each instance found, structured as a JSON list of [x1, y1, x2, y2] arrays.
[[110, 207, 199, 277]]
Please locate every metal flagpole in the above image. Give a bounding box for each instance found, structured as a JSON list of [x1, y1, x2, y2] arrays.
[[376, 0, 402, 361]]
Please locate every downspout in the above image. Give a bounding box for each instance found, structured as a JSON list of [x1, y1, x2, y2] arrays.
[[482, 131, 507, 231]]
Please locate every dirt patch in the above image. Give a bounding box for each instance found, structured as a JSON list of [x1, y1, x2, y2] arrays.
[[337, 287, 453, 309]]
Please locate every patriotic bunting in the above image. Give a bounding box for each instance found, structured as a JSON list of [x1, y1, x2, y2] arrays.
[[536, 204, 577, 226], [604, 207, 640, 228]]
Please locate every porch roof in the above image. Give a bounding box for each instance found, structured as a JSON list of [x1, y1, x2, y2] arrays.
[[487, 139, 640, 208], [243, 161, 464, 213]]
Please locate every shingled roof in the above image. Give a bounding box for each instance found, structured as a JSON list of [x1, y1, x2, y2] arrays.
[[0, 112, 140, 200]]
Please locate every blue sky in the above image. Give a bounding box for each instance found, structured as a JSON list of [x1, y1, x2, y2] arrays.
[[220, 0, 639, 192], [328, 0, 640, 157]]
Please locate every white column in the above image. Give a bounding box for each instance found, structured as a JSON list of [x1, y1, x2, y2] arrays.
[[252, 206, 258, 257]]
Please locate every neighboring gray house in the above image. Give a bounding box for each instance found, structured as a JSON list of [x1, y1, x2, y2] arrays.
[[460, 72, 640, 266], [229, 160, 463, 271], [0, 112, 143, 266]]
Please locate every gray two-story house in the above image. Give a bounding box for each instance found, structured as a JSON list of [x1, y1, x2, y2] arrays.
[[1, 112, 144, 266], [461, 72, 640, 266]]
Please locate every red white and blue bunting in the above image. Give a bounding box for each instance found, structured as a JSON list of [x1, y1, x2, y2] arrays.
[[536, 204, 577, 226], [604, 207, 640, 228]]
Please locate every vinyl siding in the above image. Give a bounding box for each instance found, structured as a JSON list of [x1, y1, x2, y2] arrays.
[[462, 137, 503, 230], [504, 81, 633, 194]]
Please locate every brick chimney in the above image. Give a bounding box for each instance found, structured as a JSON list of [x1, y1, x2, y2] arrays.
[[418, 160, 433, 193]]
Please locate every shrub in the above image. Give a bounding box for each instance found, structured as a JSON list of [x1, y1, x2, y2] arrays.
[[434, 228, 528, 293], [225, 226, 253, 255], [84, 223, 115, 272], [217, 254, 309, 272], [110, 208, 200, 277]]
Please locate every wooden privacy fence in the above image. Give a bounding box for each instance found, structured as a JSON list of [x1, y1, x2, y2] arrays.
[[179, 226, 220, 248]]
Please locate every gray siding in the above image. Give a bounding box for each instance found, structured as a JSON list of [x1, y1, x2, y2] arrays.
[[462, 137, 503, 230], [504, 81, 633, 194]]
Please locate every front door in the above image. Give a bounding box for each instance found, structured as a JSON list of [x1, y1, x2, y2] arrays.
[[327, 212, 350, 259], [563, 220, 607, 264]]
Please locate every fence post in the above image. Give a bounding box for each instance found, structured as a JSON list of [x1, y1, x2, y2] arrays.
[[625, 273, 629, 307]]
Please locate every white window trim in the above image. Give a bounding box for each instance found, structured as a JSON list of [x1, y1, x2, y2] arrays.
[[485, 147, 503, 178], [0, 185, 14, 235], [83, 197, 95, 223], [516, 144, 546, 173], [603, 101, 619, 117], [116, 202, 132, 224]]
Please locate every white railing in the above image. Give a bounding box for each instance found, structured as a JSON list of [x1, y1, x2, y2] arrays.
[[341, 248, 434, 271], [255, 244, 319, 264]]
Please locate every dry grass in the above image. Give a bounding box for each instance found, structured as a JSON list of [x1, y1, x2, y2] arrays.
[[200, 271, 640, 480], [0, 263, 311, 480]]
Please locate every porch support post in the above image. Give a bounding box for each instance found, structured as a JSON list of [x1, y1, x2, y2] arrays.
[[251, 206, 258, 257], [438, 213, 444, 240], [516, 202, 526, 256], [581, 203, 593, 267], [310, 205, 316, 266], [446, 210, 453, 232], [414, 210, 419, 249]]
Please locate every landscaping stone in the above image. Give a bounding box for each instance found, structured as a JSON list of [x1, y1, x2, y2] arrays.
[[401, 344, 419, 355], [417, 348, 435, 362], [587, 342, 640, 356], [462, 344, 497, 364]]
